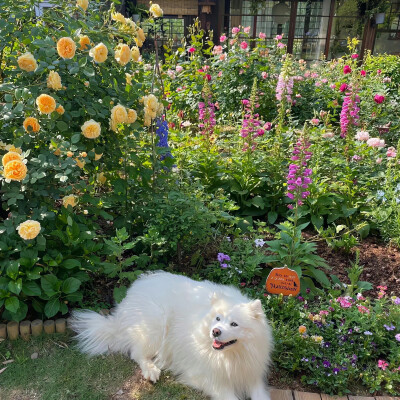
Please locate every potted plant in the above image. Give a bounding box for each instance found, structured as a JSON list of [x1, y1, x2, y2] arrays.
[[357, 0, 390, 23], [127, 3, 145, 22]]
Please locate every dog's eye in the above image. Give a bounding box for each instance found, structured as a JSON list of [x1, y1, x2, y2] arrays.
[[216, 317, 220, 321], [230, 322, 238, 327]]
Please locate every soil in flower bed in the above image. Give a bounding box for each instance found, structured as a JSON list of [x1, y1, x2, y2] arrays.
[[305, 233, 400, 296]]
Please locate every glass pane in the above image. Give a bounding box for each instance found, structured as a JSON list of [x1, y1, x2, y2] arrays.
[[293, 38, 326, 60]]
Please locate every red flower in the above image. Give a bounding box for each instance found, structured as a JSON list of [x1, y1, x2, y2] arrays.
[[188, 47, 195, 53], [360, 70, 366, 76], [343, 65, 352, 74], [374, 94, 385, 104], [205, 74, 211, 81], [339, 83, 348, 92]]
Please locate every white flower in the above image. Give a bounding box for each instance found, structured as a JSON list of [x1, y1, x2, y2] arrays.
[[254, 238, 265, 247]]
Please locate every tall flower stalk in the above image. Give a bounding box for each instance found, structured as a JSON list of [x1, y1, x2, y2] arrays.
[[198, 80, 216, 149], [240, 78, 264, 154]]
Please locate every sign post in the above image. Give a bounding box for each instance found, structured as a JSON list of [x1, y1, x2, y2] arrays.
[[265, 266, 300, 296]]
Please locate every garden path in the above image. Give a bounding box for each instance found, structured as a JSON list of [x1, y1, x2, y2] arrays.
[[271, 389, 397, 400]]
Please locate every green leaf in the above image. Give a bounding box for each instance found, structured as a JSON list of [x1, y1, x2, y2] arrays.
[[71, 133, 81, 144], [7, 261, 19, 280], [5, 296, 20, 313], [44, 298, 60, 318], [267, 211, 278, 225], [41, 275, 60, 296], [78, 56, 87, 67], [113, 286, 127, 303], [251, 196, 264, 209], [62, 259, 81, 270], [57, 121, 69, 132], [8, 279, 22, 295], [62, 277, 81, 294], [22, 281, 41, 296], [311, 214, 324, 229]]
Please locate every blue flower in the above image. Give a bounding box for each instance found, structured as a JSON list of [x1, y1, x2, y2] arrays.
[[155, 118, 173, 160], [384, 324, 395, 331], [376, 190, 386, 202], [364, 331, 373, 336]]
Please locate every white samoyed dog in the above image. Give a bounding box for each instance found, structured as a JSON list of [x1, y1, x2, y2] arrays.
[[70, 272, 273, 400]]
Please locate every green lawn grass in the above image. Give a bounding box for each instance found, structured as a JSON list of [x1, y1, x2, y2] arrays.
[[0, 334, 207, 400]]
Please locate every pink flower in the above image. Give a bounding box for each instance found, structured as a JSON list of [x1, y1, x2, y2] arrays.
[[261, 71, 267, 79], [367, 137, 385, 148], [339, 83, 348, 92], [361, 70, 366, 77], [240, 41, 248, 50], [244, 26, 250, 34], [387, 147, 397, 158], [357, 305, 370, 314], [377, 69, 382, 74], [355, 131, 370, 141], [376, 157, 383, 164], [232, 27, 240, 35], [337, 296, 353, 308], [205, 74, 211, 81], [275, 34, 283, 40], [188, 47, 195, 53], [218, 71, 222, 77], [264, 122, 272, 131], [322, 131, 334, 138], [311, 118, 320, 126], [220, 35, 227, 43], [219, 53, 226, 61], [259, 32, 266, 39], [277, 42, 285, 49], [213, 45, 223, 55], [330, 83, 336, 89], [175, 65, 183, 73], [230, 39, 236, 46], [383, 77, 391, 83], [374, 94, 385, 104], [343, 65, 352, 74], [351, 53, 359, 59], [378, 360, 389, 370]]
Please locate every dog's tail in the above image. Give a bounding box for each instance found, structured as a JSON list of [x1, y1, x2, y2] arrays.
[[69, 310, 125, 355]]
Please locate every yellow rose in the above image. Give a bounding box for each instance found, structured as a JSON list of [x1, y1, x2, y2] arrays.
[[137, 27, 146, 42], [4, 159, 27, 181], [76, 0, 88, 11], [127, 109, 137, 123], [2, 151, 21, 167], [89, 43, 108, 63], [5, 145, 22, 154], [135, 37, 143, 48], [115, 43, 131, 66], [47, 71, 62, 90], [112, 12, 126, 24], [125, 73, 132, 85], [149, 3, 163, 18], [75, 158, 85, 169], [81, 119, 101, 139], [23, 117, 40, 133], [17, 220, 41, 240], [96, 172, 106, 184], [63, 194, 77, 208], [143, 114, 151, 127], [57, 37, 76, 59], [67, 151, 73, 157], [79, 35, 91, 51], [131, 46, 140, 62], [17, 52, 37, 72], [56, 105, 65, 115], [94, 153, 103, 160], [111, 104, 128, 125], [36, 94, 56, 114]]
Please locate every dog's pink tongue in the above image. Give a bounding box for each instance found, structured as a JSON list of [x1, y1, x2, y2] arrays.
[[213, 339, 223, 348]]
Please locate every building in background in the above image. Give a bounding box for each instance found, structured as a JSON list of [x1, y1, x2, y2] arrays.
[[126, 0, 400, 60]]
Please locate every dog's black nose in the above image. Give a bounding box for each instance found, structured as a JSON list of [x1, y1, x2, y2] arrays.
[[212, 328, 221, 337]]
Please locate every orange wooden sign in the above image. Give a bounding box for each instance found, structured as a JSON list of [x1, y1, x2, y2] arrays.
[[265, 266, 300, 296]]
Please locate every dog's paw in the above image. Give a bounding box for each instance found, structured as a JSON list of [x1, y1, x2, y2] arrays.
[[141, 362, 161, 383]]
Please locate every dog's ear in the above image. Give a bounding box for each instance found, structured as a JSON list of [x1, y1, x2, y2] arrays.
[[248, 299, 264, 319], [210, 292, 219, 305]]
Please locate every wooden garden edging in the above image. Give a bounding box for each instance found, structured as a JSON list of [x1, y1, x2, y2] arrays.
[[0, 309, 113, 341]]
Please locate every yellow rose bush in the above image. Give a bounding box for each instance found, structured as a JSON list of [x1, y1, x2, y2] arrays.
[[0, 0, 174, 323]]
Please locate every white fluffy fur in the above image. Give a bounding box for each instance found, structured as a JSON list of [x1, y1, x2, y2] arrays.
[[70, 272, 273, 400]]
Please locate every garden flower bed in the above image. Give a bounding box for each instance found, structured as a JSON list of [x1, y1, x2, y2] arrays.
[[1, 0, 400, 396]]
